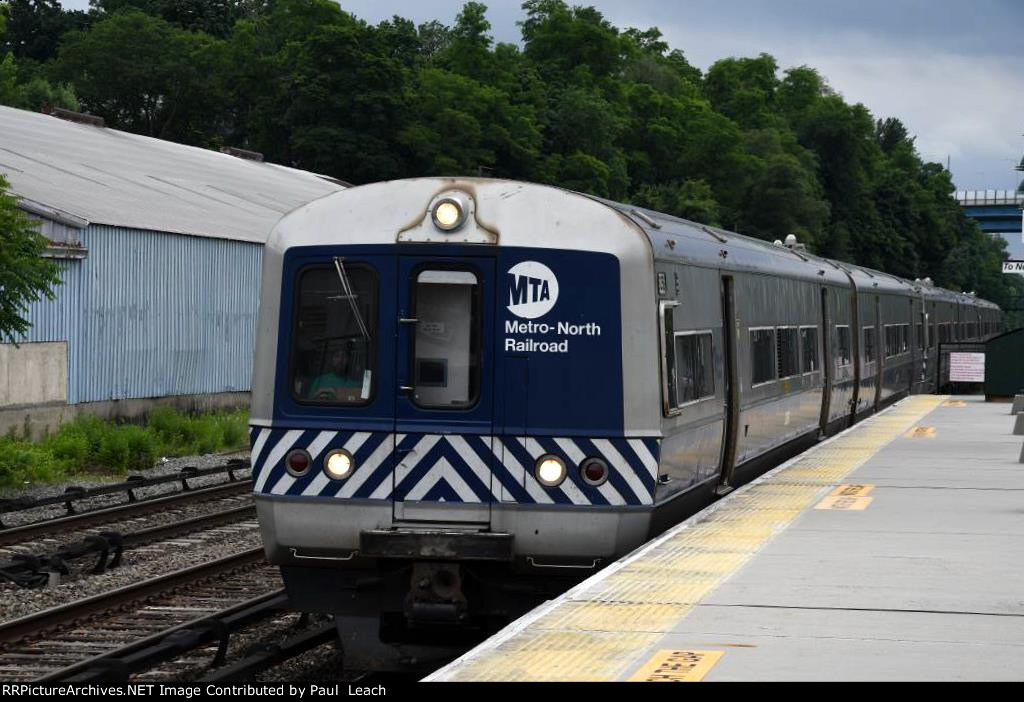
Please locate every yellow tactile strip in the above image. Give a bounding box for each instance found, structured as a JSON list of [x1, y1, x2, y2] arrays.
[[430, 395, 947, 682]]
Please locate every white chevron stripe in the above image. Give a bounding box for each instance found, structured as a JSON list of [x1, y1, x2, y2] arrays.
[[591, 438, 651, 504], [250, 429, 270, 468], [300, 469, 331, 498], [446, 435, 495, 498], [340, 435, 397, 498], [394, 435, 443, 484], [498, 440, 551, 504], [270, 474, 294, 495], [627, 439, 659, 478], [523, 437, 588, 505], [254, 430, 304, 492], [404, 458, 480, 502], [269, 430, 339, 495], [366, 433, 406, 500], [254, 430, 657, 504], [554, 437, 624, 506], [491, 441, 535, 504], [344, 431, 373, 456]]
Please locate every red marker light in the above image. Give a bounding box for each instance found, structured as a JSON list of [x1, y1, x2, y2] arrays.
[[286, 449, 311, 476], [580, 458, 609, 486]]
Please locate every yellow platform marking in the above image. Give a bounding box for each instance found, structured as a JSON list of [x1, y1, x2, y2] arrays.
[[814, 494, 873, 510], [905, 425, 936, 438], [431, 395, 946, 682], [829, 484, 874, 497], [627, 649, 725, 682], [944, 400, 966, 407]]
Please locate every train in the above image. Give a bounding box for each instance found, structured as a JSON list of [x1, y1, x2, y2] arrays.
[[248, 177, 1003, 668]]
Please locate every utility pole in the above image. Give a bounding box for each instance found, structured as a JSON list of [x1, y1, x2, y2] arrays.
[[1017, 129, 1023, 194]]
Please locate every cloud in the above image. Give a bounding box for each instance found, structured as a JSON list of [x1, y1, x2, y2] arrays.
[[574, 8, 1024, 190]]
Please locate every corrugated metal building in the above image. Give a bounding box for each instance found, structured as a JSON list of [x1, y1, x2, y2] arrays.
[[0, 105, 344, 435]]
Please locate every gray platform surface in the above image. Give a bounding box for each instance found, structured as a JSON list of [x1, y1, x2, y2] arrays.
[[428, 396, 1024, 682]]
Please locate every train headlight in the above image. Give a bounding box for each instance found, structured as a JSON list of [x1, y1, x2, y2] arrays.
[[285, 449, 312, 477], [580, 457, 609, 487], [431, 196, 467, 232], [535, 455, 567, 487], [324, 449, 354, 480]]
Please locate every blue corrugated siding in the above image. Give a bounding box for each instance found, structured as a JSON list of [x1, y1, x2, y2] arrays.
[[20, 224, 263, 404]]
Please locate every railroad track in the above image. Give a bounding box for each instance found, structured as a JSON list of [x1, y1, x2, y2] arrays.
[[0, 491, 257, 588], [0, 473, 252, 548], [0, 548, 282, 681]]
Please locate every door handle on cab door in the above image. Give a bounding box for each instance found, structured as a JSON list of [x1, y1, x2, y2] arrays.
[[399, 386, 414, 392], [399, 317, 419, 324]]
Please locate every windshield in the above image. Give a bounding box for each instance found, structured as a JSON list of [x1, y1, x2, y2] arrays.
[[291, 263, 377, 405]]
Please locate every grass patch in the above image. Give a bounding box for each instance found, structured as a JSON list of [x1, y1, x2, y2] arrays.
[[0, 408, 249, 489]]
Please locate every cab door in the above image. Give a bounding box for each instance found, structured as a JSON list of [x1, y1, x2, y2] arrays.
[[392, 255, 497, 525]]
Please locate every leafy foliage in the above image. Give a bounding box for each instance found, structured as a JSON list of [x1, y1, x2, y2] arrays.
[[0, 408, 249, 487], [0, 0, 1018, 315], [0, 175, 60, 343]]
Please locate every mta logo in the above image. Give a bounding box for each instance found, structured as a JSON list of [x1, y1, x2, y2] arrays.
[[509, 274, 551, 305], [507, 261, 559, 319]]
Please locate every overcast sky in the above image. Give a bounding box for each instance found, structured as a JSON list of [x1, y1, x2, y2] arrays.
[[61, 0, 1024, 191]]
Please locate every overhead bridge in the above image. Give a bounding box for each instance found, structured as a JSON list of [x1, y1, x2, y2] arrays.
[[958, 190, 1023, 260], [427, 395, 1024, 681]]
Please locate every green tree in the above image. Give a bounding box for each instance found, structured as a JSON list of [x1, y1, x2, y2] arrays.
[[703, 54, 780, 130], [1, 0, 89, 62], [633, 179, 721, 225], [520, 0, 625, 84], [52, 9, 228, 144], [441, 2, 492, 80], [737, 128, 830, 246], [88, 0, 248, 37], [0, 51, 78, 110], [0, 175, 61, 343]]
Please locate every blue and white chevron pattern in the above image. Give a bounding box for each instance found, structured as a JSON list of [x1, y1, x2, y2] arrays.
[[250, 428, 660, 506]]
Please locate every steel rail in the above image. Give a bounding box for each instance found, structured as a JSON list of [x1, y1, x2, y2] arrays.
[[40, 590, 290, 683], [0, 480, 252, 547], [0, 460, 250, 518], [0, 547, 265, 646], [199, 622, 337, 682], [0, 505, 258, 588]]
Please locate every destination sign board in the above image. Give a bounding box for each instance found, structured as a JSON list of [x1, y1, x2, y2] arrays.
[[1003, 260, 1024, 275]]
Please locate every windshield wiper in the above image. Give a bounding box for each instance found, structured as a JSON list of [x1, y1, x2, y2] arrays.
[[332, 256, 371, 340]]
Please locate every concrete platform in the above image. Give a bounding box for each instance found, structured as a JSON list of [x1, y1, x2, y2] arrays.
[[427, 396, 1024, 681]]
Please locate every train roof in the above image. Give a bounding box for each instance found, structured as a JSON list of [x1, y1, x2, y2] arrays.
[[270, 176, 999, 311], [597, 199, 998, 309]]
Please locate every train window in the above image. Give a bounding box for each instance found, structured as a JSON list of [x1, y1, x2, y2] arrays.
[[836, 325, 852, 367], [884, 325, 897, 358], [673, 331, 714, 404], [863, 327, 877, 363], [411, 269, 481, 409], [800, 327, 818, 373], [776, 327, 800, 379], [900, 324, 909, 353], [916, 322, 924, 351], [750, 328, 776, 385], [291, 263, 378, 405]]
